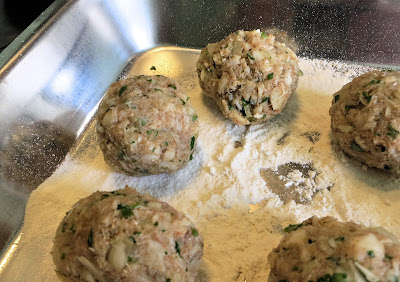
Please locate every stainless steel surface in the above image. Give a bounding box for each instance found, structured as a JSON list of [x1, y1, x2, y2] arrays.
[[0, 0, 400, 265]]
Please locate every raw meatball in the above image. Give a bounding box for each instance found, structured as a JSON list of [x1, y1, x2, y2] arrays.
[[96, 75, 199, 176], [329, 70, 400, 174], [196, 29, 300, 125], [52, 186, 204, 282], [268, 216, 400, 282]]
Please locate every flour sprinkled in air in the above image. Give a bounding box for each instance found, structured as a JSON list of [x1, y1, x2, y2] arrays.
[[2, 53, 399, 282]]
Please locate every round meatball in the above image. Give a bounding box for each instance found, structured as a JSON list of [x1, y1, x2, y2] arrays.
[[196, 29, 300, 125], [329, 70, 400, 174], [52, 186, 204, 282], [268, 216, 400, 282], [96, 75, 199, 175]]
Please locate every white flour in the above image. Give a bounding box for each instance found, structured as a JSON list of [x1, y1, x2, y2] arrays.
[[2, 54, 400, 282]]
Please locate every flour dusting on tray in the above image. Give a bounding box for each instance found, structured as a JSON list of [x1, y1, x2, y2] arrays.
[[2, 56, 400, 282]]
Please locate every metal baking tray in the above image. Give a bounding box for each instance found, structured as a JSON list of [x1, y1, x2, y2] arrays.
[[1, 0, 400, 277]]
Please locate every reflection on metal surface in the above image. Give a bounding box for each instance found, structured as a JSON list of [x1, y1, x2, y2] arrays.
[[0, 232, 21, 273], [0, 120, 75, 189], [112, 0, 155, 50]]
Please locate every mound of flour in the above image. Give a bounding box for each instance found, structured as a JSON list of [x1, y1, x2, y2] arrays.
[[2, 56, 399, 281]]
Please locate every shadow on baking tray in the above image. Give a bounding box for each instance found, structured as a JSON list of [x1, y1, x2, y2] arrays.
[[331, 144, 400, 192]]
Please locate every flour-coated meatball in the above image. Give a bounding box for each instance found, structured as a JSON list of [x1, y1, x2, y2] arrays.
[[329, 70, 400, 174], [268, 216, 400, 282], [53, 187, 203, 282], [197, 29, 300, 125], [96, 75, 199, 175]]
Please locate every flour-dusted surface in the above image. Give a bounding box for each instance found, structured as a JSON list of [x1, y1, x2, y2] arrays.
[[1, 48, 400, 281]]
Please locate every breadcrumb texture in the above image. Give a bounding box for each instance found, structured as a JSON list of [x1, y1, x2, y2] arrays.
[[329, 70, 400, 174], [52, 186, 203, 282], [196, 29, 300, 125], [96, 75, 199, 176], [268, 216, 400, 282]]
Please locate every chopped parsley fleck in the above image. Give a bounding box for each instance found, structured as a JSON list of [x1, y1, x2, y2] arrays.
[[385, 254, 393, 260], [362, 91, 372, 103], [101, 194, 110, 200], [186, 97, 190, 101], [146, 130, 152, 135], [262, 96, 269, 103], [189, 154, 193, 161], [192, 229, 199, 237], [267, 73, 274, 80], [147, 79, 152, 83], [367, 250, 375, 258], [134, 231, 141, 235], [180, 98, 186, 105], [247, 53, 255, 60], [326, 257, 341, 266], [335, 236, 344, 242], [118, 85, 127, 96], [154, 88, 162, 92], [299, 69, 304, 76], [284, 223, 303, 233], [334, 95, 340, 103], [131, 140, 136, 144], [368, 79, 381, 85], [261, 32, 268, 39], [61, 222, 68, 232], [166, 279, 171, 282], [164, 141, 169, 146], [150, 66, 156, 70], [263, 114, 266, 119], [192, 115, 198, 122], [190, 136, 195, 150], [168, 84, 177, 89], [319, 273, 347, 282], [351, 141, 364, 152], [387, 125, 399, 139], [129, 236, 136, 243], [154, 221, 159, 226], [69, 224, 76, 233], [127, 256, 137, 263], [117, 203, 141, 218], [345, 105, 356, 111], [175, 241, 182, 258], [106, 105, 115, 112], [110, 191, 127, 196], [293, 266, 299, 271], [88, 229, 93, 248], [117, 151, 125, 159], [61, 253, 66, 260]]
